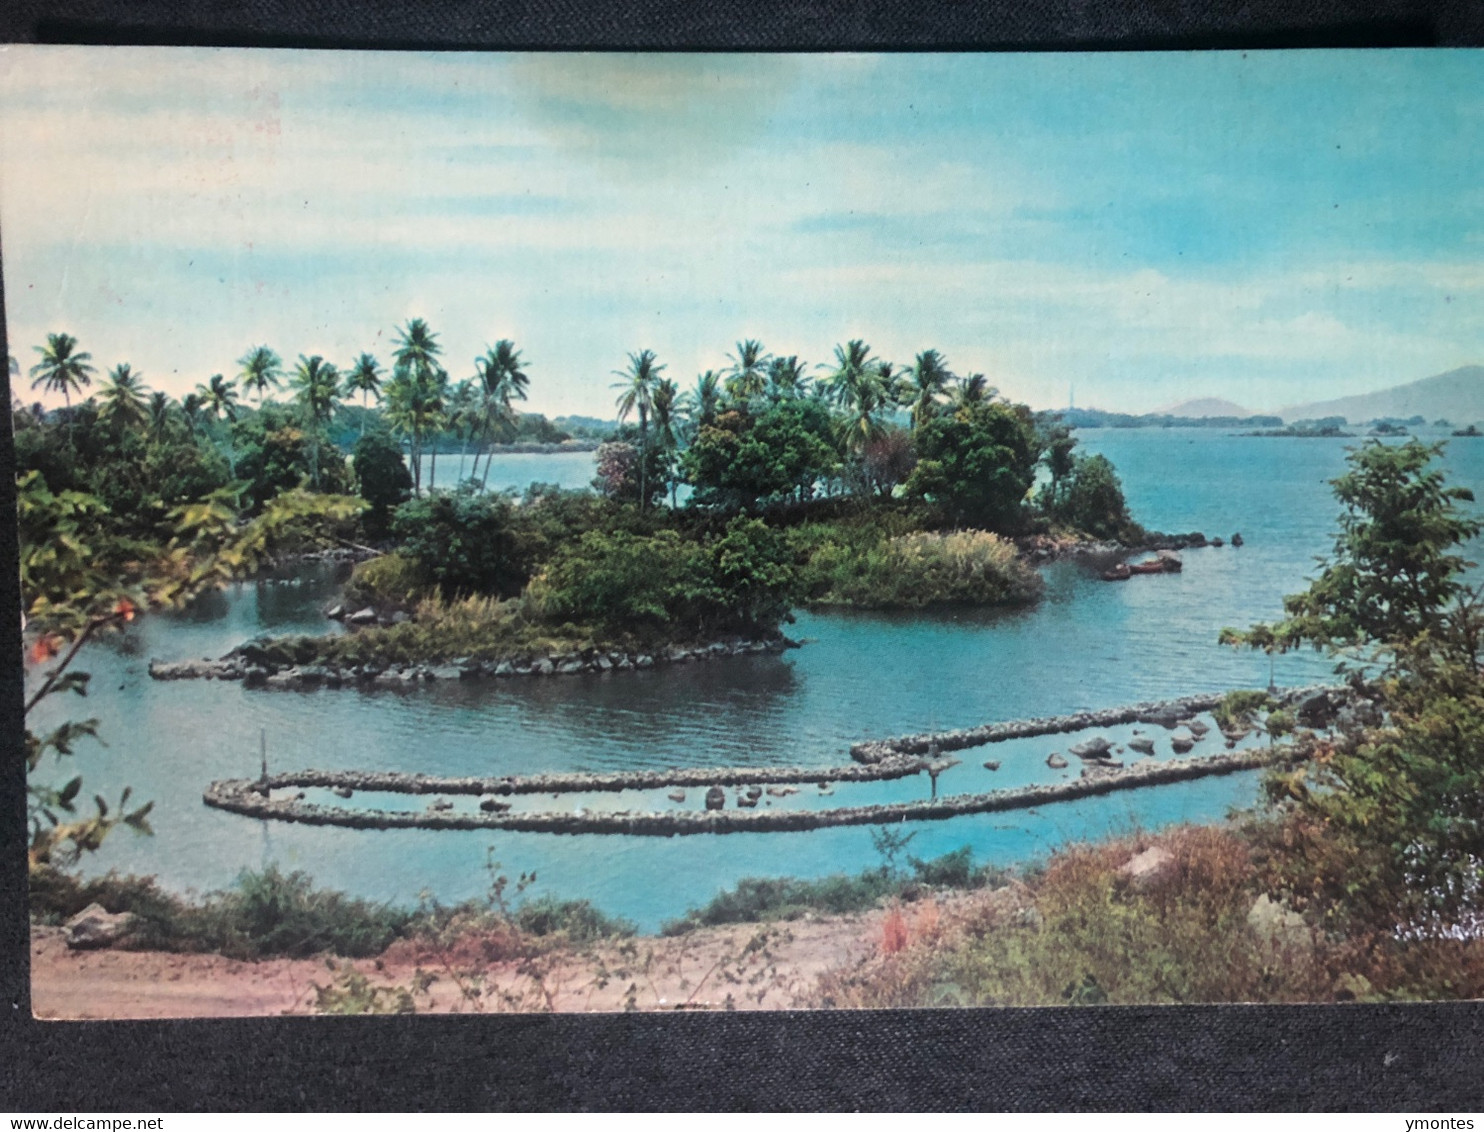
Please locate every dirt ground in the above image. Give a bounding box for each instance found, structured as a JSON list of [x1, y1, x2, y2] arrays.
[[29, 895, 981, 1019]]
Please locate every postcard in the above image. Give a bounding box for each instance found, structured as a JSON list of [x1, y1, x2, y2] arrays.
[[7, 46, 1484, 1018]]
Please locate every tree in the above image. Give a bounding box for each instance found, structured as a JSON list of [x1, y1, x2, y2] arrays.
[[20, 470, 363, 867], [290, 355, 342, 488], [96, 364, 151, 433], [196, 374, 241, 476], [904, 399, 1043, 530], [473, 340, 531, 489], [725, 339, 772, 401], [1222, 440, 1482, 668], [29, 333, 95, 420], [822, 340, 891, 457], [904, 349, 953, 429], [767, 355, 809, 402], [387, 320, 448, 496], [651, 377, 682, 507], [390, 486, 534, 599], [683, 400, 838, 512], [237, 345, 283, 405], [1056, 453, 1138, 542], [1040, 421, 1078, 513], [345, 353, 384, 437], [1220, 441, 1484, 936], [612, 349, 666, 511], [685, 370, 723, 431], [353, 430, 414, 538]]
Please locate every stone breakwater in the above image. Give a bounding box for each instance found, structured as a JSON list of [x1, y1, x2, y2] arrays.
[[149, 634, 799, 691], [203, 746, 1287, 836], [220, 757, 929, 798], [849, 685, 1334, 764]]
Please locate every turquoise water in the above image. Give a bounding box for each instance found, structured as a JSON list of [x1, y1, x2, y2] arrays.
[[29, 429, 1484, 931]]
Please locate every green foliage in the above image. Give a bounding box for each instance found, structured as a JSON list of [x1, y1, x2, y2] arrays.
[[352, 430, 414, 538], [660, 846, 995, 934], [1050, 453, 1142, 542], [1222, 440, 1481, 666], [530, 516, 801, 638], [904, 400, 1043, 530], [682, 400, 839, 512], [390, 485, 536, 599], [513, 897, 636, 942], [592, 436, 668, 507], [232, 403, 352, 512]]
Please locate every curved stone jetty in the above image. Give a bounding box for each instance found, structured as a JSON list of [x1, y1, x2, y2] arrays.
[[849, 685, 1334, 764], [203, 747, 1287, 835]]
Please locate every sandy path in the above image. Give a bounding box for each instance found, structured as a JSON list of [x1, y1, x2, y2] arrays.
[[29, 903, 916, 1019]]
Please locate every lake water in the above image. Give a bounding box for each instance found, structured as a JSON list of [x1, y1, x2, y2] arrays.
[[29, 429, 1484, 931]]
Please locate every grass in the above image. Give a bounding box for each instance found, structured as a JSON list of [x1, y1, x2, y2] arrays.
[[809, 820, 1484, 1008], [797, 525, 1043, 609]]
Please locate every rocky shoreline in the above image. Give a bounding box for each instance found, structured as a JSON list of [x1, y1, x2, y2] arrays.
[[1016, 529, 1244, 565], [149, 633, 801, 691], [202, 745, 1290, 836]]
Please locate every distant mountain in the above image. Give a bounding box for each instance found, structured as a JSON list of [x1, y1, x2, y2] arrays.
[[1279, 365, 1484, 425], [1156, 397, 1252, 418]]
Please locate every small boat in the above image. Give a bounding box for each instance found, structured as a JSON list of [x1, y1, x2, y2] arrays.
[[1128, 558, 1166, 575], [1101, 562, 1132, 581]]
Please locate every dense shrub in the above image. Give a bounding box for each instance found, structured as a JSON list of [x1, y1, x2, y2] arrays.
[[353, 430, 413, 538], [904, 401, 1042, 531], [390, 485, 536, 599]]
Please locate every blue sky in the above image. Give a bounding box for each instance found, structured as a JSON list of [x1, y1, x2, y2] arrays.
[[2, 47, 1482, 416]]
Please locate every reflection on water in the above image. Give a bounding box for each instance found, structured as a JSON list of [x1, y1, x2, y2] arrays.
[[27, 430, 1484, 931]]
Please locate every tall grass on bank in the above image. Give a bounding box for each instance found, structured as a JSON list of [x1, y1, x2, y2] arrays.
[[803, 528, 1043, 609], [30, 864, 633, 960]]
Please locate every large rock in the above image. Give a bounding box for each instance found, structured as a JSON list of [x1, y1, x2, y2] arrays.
[[704, 785, 726, 811], [1117, 846, 1177, 891], [1069, 736, 1113, 760], [1128, 736, 1156, 755], [1046, 752, 1069, 769], [64, 903, 136, 950]]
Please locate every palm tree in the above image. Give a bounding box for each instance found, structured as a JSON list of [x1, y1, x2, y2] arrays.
[[651, 377, 681, 507], [180, 392, 206, 436], [29, 334, 96, 429], [949, 372, 995, 411], [291, 354, 342, 489], [344, 353, 383, 438], [392, 319, 446, 493], [685, 370, 723, 430], [473, 339, 531, 490], [383, 362, 447, 497], [195, 374, 240, 475], [237, 345, 283, 405], [821, 339, 889, 454], [724, 339, 772, 401], [447, 378, 480, 478], [767, 355, 809, 401], [196, 373, 240, 423], [146, 391, 174, 440], [904, 349, 954, 429], [612, 349, 666, 510], [96, 363, 151, 432]]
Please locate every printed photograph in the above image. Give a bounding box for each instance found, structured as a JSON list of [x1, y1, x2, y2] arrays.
[[7, 46, 1484, 1017]]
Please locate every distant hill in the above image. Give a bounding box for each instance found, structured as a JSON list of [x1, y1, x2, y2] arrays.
[[1156, 397, 1252, 418], [1279, 365, 1484, 425]]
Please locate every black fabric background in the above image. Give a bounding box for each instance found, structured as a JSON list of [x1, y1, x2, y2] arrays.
[[3, 0, 1484, 1110]]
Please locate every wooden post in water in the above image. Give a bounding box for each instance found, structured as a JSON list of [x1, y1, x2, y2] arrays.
[[259, 728, 268, 789]]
